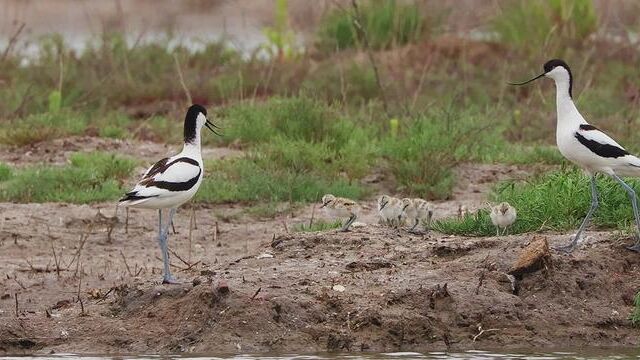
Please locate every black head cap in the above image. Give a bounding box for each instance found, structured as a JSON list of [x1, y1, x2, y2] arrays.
[[543, 59, 572, 98], [184, 104, 207, 144], [543, 59, 570, 73]]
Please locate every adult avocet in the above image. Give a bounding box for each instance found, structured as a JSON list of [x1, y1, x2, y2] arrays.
[[119, 104, 220, 283], [511, 59, 640, 252]]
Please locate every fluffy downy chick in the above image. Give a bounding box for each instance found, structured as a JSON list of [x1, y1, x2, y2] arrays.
[[401, 198, 418, 230], [490, 202, 517, 236], [377, 195, 403, 227], [412, 198, 434, 230], [321, 194, 359, 232]]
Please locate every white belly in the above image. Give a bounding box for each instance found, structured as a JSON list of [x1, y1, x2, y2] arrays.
[[132, 173, 203, 209]]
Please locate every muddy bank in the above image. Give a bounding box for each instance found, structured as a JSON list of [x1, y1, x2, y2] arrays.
[[1, 201, 640, 354]]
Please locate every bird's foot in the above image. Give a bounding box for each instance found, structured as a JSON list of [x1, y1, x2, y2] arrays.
[[554, 235, 578, 253], [339, 228, 351, 233], [162, 275, 182, 285], [626, 242, 640, 253]]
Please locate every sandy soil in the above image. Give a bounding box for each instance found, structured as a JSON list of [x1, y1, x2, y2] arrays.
[[1, 153, 639, 355]]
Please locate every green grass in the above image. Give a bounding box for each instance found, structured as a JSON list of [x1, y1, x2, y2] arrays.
[[196, 156, 366, 204], [632, 292, 640, 327], [0, 111, 87, 146], [434, 169, 640, 236], [0, 152, 136, 203], [492, 0, 597, 55], [315, 0, 429, 51], [381, 107, 500, 199], [294, 220, 342, 232]]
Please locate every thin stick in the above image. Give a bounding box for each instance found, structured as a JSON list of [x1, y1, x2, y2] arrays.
[[58, 52, 64, 93], [174, 53, 192, 105], [120, 250, 133, 277], [1, 22, 25, 61], [47, 226, 61, 278], [350, 0, 389, 115], [14, 293, 19, 317], [251, 287, 262, 300], [410, 56, 434, 112], [309, 203, 316, 228], [77, 263, 86, 316], [12, 276, 26, 290], [168, 248, 193, 268], [214, 221, 219, 243], [193, 208, 198, 230], [188, 208, 194, 263]]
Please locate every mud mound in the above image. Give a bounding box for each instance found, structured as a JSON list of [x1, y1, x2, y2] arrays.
[[2, 205, 640, 354]]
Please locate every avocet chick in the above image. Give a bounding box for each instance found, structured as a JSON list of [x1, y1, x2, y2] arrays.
[[490, 202, 517, 236], [413, 198, 434, 230], [457, 204, 469, 219], [401, 198, 418, 231], [378, 195, 403, 227], [321, 194, 359, 232]]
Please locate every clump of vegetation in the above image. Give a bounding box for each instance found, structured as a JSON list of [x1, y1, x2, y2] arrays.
[[632, 292, 640, 327], [261, 0, 301, 61], [294, 220, 342, 232], [0, 111, 87, 146], [492, 0, 597, 54], [196, 156, 365, 204], [315, 0, 429, 51], [434, 169, 640, 236], [0, 152, 136, 203], [381, 107, 497, 199]]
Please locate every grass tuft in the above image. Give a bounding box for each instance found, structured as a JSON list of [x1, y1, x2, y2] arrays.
[[0, 152, 136, 203], [632, 292, 640, 327], [434, 169, 640, 236], [382, 108, 497, 199], [315, 0, 429, 51], [492, 0, 597, 54]]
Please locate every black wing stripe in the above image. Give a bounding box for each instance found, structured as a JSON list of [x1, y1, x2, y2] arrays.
[[579, 124, 600, 131], [145, 157, 199, 179], [119, 192, 158, 202], [574, 132, 629, 158], [144, 168, 202, 192]]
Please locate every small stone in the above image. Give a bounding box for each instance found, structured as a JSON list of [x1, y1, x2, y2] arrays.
[[256, 253, 274, 259], [216, 279, 230, 295], [332, 284, 346, 292]]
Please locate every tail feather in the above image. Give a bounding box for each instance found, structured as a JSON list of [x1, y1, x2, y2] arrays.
[[118, 192, 155, 207]]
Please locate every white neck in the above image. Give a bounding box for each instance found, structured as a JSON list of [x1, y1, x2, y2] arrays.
[[554, 79, 585, 126], [182, 127, 202, 157]]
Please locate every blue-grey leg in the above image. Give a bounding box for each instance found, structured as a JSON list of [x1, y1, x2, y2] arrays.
[[556, 175, 598, 253], [341, 214, 357, 232], [158, 208, 179, 283], [611, 174, 640, 252]]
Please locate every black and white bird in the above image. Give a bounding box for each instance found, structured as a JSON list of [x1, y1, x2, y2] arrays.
[[511, 59, 640, 252], [119, 104, 219, 283]]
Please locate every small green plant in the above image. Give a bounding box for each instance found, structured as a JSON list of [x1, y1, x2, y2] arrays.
[[492, 0, 597, 54], [0, 152, 136, 203], [316, 0, 428, 51], [294, 220, 342, 232], [382, 108, 495, 199], [632, 291, 640, 327], [261, 0, 301, 61], [0, 163, 12, 182]]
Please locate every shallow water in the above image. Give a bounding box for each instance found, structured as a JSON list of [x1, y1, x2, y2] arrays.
[[4, 350, 640, 360]]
